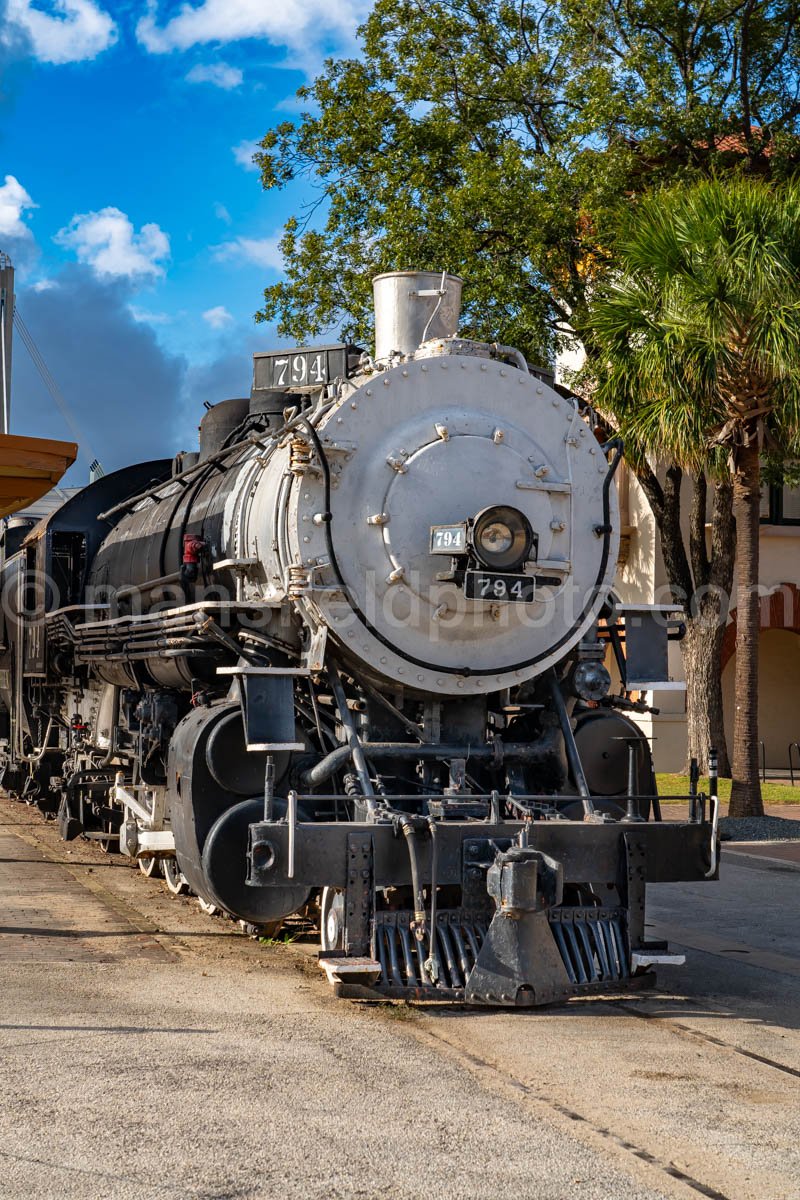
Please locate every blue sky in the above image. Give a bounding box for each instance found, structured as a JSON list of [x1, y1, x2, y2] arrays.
[[0, 0, 368, 477]]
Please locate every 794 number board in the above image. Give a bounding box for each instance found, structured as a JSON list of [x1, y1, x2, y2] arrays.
[[253, 344, 357, 390], [464, 570, 535, 603]]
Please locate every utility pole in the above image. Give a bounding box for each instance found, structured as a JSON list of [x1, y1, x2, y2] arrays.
[[0, 251, 14, 434]]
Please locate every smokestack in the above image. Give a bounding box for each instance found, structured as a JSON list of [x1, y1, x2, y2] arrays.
[[372, 270, 463, 361], [0, 252, 14, 434]]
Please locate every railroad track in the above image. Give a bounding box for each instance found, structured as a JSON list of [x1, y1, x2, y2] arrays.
[[613, 1001, 800, 1082], [412, 1020, 738, 1200]]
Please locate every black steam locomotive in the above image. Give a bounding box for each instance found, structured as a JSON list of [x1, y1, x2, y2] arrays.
[[0, 272, 717, 1005]]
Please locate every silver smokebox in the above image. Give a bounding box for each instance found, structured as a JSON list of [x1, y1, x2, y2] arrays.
[[372, 270, 463, 361]]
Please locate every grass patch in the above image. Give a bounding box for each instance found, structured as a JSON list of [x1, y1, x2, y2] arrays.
[[656, 773, 800, 805], [381, 1001, 417, 1021], [258, 931, 301, 947]]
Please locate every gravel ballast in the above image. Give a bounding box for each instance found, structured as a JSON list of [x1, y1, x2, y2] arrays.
[[719, 814, 800, 841]]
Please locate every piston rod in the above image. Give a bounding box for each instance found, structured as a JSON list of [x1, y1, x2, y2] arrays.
[[546, 670, 595, 818]]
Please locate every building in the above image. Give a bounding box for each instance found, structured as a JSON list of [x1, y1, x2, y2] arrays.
[[610, 464, 800, 773], [557, 320, 800, 774]]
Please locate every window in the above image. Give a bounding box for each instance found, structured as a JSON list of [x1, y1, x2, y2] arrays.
[[762, 484, 800, 526]]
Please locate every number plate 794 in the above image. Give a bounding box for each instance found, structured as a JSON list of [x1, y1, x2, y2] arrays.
[[464, 570, 536, 603]]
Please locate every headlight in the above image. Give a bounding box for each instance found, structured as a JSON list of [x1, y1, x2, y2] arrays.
[[472, 505, 533, 571], [573, 661, 611, 702]]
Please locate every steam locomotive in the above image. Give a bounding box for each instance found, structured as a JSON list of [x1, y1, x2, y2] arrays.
[[0, 271, 717, 1005]]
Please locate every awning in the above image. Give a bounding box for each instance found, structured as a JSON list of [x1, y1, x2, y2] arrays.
[[0, 432, 78, 518]]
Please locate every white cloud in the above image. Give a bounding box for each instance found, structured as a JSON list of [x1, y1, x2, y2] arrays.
[[55, 207, 170, 280], [130, 306, 173, 325], [5, 0, 116, 65], [213, 235, 283, 271], [213, 202, 232, 224], [274, 90, 310, 114], [31, 278, 57, 292], [0, 175, 37, 240], [186, 61, 242, 89], [202, 305, 234, 329], [136, 0, 369, 55], [232, 138, 260, 172]]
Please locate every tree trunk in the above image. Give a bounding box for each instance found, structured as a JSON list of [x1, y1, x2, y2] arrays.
[[683, 612, 729, 776], [707, 478, 736, 775], [729, 437, 763, 817], [636, 461, 734, 777]]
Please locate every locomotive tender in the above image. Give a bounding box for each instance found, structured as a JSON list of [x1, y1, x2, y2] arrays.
[[0, 271, 717, 1005]]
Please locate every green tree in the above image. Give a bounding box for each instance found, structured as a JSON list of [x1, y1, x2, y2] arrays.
[[256, 0, 800, 351], [587, 176, 800, 816], [253, 0, 800, 777]]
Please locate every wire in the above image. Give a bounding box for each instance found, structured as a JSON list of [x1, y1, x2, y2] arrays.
[[13, 307, 98, 466], [1, 297, 9, 434]]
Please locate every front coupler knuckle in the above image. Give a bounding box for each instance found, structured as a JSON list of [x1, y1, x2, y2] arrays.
[[487, 847, 564, 915]]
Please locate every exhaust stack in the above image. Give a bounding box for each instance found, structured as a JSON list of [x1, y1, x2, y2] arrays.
[[372, 270, 462, 361]]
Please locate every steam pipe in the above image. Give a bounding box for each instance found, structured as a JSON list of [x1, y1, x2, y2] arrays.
[[493, 343, 529, 373], [100, 686, 120, 767], [301, 739, 559, 788], [115, 573, 182, 600], [327, 668, 375, 801]]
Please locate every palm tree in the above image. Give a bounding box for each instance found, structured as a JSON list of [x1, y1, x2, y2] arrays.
[[586, 177, 800, 817]]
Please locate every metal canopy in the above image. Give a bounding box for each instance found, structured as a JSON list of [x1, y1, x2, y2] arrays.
[[0, 432, 78, 518]]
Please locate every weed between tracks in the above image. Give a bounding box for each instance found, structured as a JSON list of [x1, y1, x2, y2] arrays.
[[258, 931, 302, 947]]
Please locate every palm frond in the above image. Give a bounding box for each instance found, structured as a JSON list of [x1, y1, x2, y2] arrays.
[[585, 176, 800, 471]]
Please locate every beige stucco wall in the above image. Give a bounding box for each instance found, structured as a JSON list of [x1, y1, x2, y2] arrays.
[[756, 526, 800, 593], [615, 469, 800, 773], [722, 627, 800, 771]]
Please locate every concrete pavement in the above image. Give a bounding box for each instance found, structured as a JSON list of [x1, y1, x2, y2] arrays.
[[1, 794, 799, 1200]]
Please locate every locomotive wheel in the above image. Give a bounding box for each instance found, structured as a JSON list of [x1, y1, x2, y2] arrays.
[[320, 887, 345, 952], [163, 858, 190, 895], [138, 856, 161, 878], [197, 896, 222, 917]]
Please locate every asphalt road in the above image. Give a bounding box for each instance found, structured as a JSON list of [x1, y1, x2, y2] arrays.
[[1, 794, 798, 1200]]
